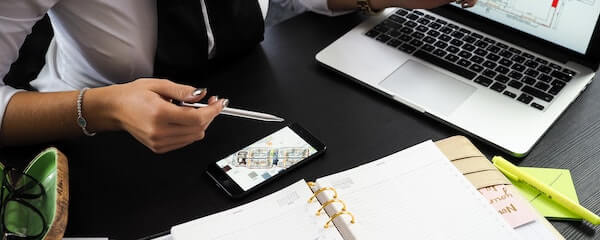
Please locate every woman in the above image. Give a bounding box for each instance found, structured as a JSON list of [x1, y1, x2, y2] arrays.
[[0, 0, 476, 153]]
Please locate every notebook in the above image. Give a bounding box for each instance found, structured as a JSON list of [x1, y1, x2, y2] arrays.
[[170, 140, 520, 240]]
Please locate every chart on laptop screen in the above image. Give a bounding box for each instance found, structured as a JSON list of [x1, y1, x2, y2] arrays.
[[454, 0, 600, 54]]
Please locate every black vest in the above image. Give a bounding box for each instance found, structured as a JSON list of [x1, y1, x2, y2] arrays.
[[154, 0, 265, 82]]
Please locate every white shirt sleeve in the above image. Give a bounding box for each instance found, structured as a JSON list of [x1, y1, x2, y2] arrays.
[[270, 0, 352, 16], [0, 0, 58, 130]]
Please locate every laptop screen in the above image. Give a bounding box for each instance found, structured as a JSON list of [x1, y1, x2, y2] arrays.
[[452, 0, 600, 54]]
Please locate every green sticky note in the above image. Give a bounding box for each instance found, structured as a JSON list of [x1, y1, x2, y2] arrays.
[[509, 167, 582, 220]]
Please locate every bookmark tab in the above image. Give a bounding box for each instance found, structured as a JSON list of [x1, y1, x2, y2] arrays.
[[479, 184, 537, 228]]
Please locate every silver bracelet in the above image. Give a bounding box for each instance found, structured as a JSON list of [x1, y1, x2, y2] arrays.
[[77, 87, 96, 136]]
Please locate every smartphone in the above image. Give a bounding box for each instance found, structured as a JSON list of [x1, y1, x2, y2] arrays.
[[206, 123, 326, 198]]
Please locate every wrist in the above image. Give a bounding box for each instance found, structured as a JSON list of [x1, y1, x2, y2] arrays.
[[84, 86, 121, 132]]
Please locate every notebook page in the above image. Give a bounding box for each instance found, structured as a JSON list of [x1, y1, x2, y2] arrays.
[[314, 141, 521, 240], [171, 180, 343, 240]]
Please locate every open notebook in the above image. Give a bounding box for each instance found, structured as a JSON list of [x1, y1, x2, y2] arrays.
[[170, 140, 521, 240]]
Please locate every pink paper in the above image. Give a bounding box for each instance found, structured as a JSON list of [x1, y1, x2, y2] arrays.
[[479, 184, 536, 228]]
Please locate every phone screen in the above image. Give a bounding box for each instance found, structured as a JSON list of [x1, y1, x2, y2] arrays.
[[214, 126, 318, 191]]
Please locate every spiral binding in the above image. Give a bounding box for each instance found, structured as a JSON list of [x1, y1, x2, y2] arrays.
[[306, 182, 356, 229]]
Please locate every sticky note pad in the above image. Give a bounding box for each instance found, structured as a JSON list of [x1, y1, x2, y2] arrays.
[[509, 167, 581, 220]]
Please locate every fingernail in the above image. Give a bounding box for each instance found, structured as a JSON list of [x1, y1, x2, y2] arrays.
[[192, 88, 207, 96], [222, 99, 230, 108], [214, 96, 219, 101]]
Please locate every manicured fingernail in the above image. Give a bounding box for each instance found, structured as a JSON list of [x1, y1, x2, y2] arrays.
[[214, 96, 219, 101], [192, 88, 207, 96], [222, 99, 230, 108]]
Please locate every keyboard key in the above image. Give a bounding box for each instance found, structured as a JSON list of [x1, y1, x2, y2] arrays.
[[490, 82, 507, 92], [538, 65, 552, 74], [487, 45, 501, 54], [458, 51, 472, 59], [469, 64, 484, 73], [482, 69, 497, 78], [534, 81, 550, 91], [486, 54, 500, 62], [551, 80, 566, 88], [549, 63, 562, 70], [457, 59, 471, 67], [405, 21, 418, 28], [450, 39, 464, 47], [459, 28, 471, 34], [376, 34, 392, 43], [475, 40, 489, 49], [522, 86, 553, 102], [389, 15, 407, 24], [511, 64, 526, 72], [503, 91, 517, 98], [399, 43, 417, 54], [483, 37, 496, 44], [417, 18, 431, 25], [413, 11, 424, 15], [522, 52, 535, 59], [399, 35, 412, 42], [522, 76, 536, 85], [388, 30, 403, 37], [517, 94, 533, 104], [382, 20, 401, 29], [451, 31, 465, 39], [424, 14, 436, 20], [548, 85, 564, 95], [483, 60, 497, 69], [508, 71, 523, 80], [499, 50, 513, 58], [427, 30, 441, 37], [433, 49, 447, 57], [463, 44, 476, 52], [471, 32, 483, 39], [400, 27, 413, 34], [447, 23, 460, 30], [429, 22, 442, 29], [406, 14, 419, 20], [551, 70, 572, 82], [374, 25, 390, 33], [447, 46, 460, 54], [396, 9, 409, 16], [496, 42, 509, 49], [435, 19, 447, 25], [365, 30, 379, 38], [416, 25, 429, 33], [414, 50, 477, 80], [535, 57, 548, 65], [531, 102, 544, 110], [538, 74, 552, 82], [475, 76, 493, 87], [423, 36, 436, 43], [496, 65, 510, 75], [474, 49, 488, 56], [422, 44, 435, 52], [445, 54, 459, 62], [509, 47, 522, 54], [413, 40, 430, 51], [387, 39, 403, 48], [434, 41, 448, 49], [463, 36, 477, 44], [524, 60, 539, 69], [508, 80, 523, 89], [440, 34, 452, 42], [499, 58, 512, 67], [495, 74, 510, 83], [471, 55, 485, 64], [411, 32, 425, 39], [524, 69, 540, 78], [440, 27, 453, 34], [512, 55, 526, 64]]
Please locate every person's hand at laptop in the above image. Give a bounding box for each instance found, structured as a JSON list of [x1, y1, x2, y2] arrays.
[[328, 0, 477, 12]]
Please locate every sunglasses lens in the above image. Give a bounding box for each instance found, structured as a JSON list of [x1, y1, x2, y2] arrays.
[[3, 200, 45, 237]]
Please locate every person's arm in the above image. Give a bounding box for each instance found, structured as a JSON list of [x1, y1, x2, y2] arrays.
[[327, 0, 477, 11], [0, 2, 226, 153]]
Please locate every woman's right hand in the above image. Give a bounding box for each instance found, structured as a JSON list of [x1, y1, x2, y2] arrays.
[[87, 78, 227, 153]]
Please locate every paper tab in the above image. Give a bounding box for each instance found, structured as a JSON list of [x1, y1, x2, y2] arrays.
[[479, 184, 536, 228]]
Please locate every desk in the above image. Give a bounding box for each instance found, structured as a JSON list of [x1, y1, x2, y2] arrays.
[[1, 12, 599, 240]]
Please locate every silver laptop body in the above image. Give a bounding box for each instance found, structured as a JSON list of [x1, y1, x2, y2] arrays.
[[317, 7, 600, 156]]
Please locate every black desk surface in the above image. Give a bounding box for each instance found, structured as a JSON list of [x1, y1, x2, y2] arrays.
[[1, 12, 599, 240]]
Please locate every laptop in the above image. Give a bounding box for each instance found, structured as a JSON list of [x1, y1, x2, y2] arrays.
[[316, 3, 600, 156]]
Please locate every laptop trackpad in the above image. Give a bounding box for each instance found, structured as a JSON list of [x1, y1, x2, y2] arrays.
[[379, 60, 476, 116]]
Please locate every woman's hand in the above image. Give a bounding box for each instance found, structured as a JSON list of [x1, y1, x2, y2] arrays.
[[88, 78, 226, 153], [371, 0, 478, 9]]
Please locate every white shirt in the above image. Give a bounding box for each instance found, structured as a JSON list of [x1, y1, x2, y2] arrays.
[[0, 0, 341, 130]]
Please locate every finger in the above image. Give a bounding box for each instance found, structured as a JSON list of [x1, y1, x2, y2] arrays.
[[195, 98, 227, 127], [156, 97, 226, 127], [149, 79, 207, 103]]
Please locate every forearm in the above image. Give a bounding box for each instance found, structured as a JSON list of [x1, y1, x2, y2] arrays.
[[0, 87, 119, 146], [327, 0, 389, 11]]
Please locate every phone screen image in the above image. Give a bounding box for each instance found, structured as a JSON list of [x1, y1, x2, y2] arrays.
[[215, 127, 318, 191]]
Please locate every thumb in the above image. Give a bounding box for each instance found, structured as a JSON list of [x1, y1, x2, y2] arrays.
[[149, 80, 206, 102]]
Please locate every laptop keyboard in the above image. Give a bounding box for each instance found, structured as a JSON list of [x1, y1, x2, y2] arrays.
[[365, 9, 578, 111]]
